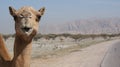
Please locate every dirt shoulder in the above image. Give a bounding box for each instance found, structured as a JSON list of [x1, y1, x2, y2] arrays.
[[31, 39, 120, 67]]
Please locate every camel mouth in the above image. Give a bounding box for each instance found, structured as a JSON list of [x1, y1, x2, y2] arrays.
[[22, 27, 31, 32], [21, 27, 33, 34]]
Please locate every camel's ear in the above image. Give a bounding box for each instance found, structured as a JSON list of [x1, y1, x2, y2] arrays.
[[38, 7, 45, 16], [9, 6, 17, 16]]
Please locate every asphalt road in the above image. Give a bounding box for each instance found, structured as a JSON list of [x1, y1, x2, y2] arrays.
[[101, 40, 120, 67]]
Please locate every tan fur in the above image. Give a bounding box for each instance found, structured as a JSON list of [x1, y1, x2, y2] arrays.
[[0, 35, 12, 61], [0, 6, 45, 67]]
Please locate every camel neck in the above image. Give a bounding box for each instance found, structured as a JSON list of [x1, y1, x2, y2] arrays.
[[12, 36, 32, 67]]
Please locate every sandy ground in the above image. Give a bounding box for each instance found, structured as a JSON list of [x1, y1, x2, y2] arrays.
[[31, 39, 120, 67]]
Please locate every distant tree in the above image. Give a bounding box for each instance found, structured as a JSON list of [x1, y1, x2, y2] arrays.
[[46, 34, 57, 40], [2, 34, 13, 40], [89, 34, 97, 40], [70, 34, 82, 42], [100, 34, 108, 40], [59, 33, 71, 38], [34, 33, 42, 41]]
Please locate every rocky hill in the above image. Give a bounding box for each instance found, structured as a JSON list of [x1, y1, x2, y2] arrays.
[[40, 18, 120, 34]]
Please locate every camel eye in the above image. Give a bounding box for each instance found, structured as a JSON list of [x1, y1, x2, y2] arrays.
[[38, 16, 41, 19], [13, 15, 17, 21], [36, 16, 41, 22], [28, 15, 32, 18], [19, 14, 24, 18]]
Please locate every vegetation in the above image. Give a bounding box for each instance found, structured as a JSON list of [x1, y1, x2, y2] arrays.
[[1, 33, 120, 41], [2, 34, 15, 40]]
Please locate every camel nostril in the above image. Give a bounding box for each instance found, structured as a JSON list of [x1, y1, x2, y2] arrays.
[[22, 27, 31, 32]]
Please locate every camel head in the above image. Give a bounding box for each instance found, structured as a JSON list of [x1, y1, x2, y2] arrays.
[[9, 6, 45, 41]]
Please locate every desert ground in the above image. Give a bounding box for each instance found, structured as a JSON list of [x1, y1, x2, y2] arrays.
[[4, 35, 120, 67], [31, 39, 120, 67]]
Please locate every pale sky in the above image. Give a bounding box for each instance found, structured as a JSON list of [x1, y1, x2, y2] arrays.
[[0, 0, 120, 34]]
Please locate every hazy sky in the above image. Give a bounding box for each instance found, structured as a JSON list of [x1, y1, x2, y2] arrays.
[[0, 0, 120, 34]]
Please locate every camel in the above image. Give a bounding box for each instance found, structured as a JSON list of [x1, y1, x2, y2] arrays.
[[0, 6, 45, 67]]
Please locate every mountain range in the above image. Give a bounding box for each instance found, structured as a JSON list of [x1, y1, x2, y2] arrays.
[[40, 18, 120, 34]]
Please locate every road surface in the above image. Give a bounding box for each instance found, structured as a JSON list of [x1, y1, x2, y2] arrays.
[[101, 40, 120, 67]]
